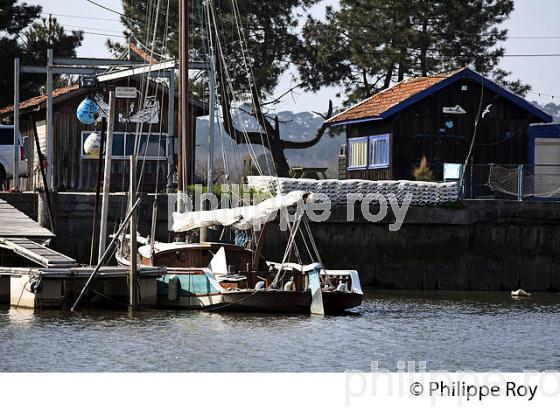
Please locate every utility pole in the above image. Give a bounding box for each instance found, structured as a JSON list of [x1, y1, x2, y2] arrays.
[[13, 58, 20, 191], [98, 92, 116, 260]]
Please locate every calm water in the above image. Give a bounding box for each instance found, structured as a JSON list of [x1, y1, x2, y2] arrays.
[[0, 291, 559, 372]]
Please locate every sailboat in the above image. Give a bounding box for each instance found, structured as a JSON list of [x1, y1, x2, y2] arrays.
[[116, 0, 363, 314], [116, 190, 363, 314]]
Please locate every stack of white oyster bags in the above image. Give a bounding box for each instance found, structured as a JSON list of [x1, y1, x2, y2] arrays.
[[246, 176, 460, 206]]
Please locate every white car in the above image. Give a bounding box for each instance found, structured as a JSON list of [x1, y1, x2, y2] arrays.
[[0, 124, 28, 188]]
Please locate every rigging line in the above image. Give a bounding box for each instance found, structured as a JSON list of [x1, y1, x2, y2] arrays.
[[209, 3, 266, 179], [203, 0, 230, 185], [230, 0, 277, 177], [136, 0, 166, 194], [134, 0, 161, 149], [210, 15, 264, 179], [137, 0, 172, 197], [475, 121, 529, 147], [153, 0, 172, 197], [126, 0, 161, 199], [272, 213, 305, 287], [460, 77, 485, 192], [233, 0, 278, 177]]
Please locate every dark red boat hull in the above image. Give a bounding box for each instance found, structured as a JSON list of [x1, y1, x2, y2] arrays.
[[219, 290, 363, 314]]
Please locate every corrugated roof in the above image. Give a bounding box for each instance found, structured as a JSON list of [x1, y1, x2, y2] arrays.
[[327, 67, 553, 125], [328, 68, 464, 125], [0, 84, 82, 117]]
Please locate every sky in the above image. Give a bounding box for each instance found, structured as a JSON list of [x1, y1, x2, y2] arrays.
[[33, 0, 560, 113]]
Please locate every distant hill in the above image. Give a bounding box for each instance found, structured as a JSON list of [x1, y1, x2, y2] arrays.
[[534, 102, 560, 123], [195, 110, 345, 178]]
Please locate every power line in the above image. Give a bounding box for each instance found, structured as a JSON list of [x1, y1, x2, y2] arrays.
[[528, 90, 560, 100], [64, 24, 124, 34], [503, 53, 560, 57], [84, 0, 127, 18], [41, 12, 121, 22], [64, 29, 126, 39]]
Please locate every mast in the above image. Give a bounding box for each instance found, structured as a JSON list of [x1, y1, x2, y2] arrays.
[[178, 0, 189, 195], [201, 0, 217, 243]]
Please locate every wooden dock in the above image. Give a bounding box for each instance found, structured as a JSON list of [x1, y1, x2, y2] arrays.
[[0, 266, 165, 309], [0, 237, 77, 268], [0, 198, 54, 239]]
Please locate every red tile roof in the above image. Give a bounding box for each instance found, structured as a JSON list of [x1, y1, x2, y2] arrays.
[[328, 68, 465, 125], [0, 84, 82, 117], [129, 41, 158, 64]]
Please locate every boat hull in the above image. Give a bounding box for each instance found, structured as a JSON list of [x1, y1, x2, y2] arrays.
[[218, 289, 363, 314]]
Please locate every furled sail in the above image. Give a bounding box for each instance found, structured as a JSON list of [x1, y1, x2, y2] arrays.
[[172, 191, 308, 232]]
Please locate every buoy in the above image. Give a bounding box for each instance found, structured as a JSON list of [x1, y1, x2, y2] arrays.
[[83, 131, 102, 158], [76, 97, 99, 125], [511, 289, 531, 297]]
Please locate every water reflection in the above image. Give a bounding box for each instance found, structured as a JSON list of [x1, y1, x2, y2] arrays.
[[0, 291, 559, 372]]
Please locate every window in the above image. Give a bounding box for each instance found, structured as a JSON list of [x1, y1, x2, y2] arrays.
[[348, 137, 368, 169], [0, 128, 14, 145], [347, 134, 391, 170], [81, 132, 168, 160], [369, 134, 390, 169]]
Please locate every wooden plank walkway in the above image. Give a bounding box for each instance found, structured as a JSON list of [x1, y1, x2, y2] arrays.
[[0, 237, 77, 268], [0, 199, 54, 239]]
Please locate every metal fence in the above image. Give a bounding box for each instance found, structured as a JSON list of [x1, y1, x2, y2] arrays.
[[465, 164, 560, 200]]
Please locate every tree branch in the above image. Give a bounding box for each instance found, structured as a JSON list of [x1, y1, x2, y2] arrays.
[[281, 100, 333, 149], [261, 82, 304, 107]]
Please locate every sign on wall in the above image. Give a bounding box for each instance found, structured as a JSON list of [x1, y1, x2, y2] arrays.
[[443, 105, 467, 115], [115, 87, 139, 99]]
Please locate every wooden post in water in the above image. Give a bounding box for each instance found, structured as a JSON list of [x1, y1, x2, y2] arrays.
[[13, 58, 20, 191], [46, 49, 54, 190], [98, 92, 116, 260], [89, 118, 107, 265], [129, 156, 138, 309]]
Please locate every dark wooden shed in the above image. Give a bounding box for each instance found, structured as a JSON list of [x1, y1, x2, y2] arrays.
[[328, 67, 553, 181], [0, 79, 205, 192]]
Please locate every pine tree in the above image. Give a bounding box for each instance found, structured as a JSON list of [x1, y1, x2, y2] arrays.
[[299, 0, 528, 106], [0, 0, 41, 107], [22, 16, 84, 98], [0, 2, 83, 108], [113, 0, 331, 176]]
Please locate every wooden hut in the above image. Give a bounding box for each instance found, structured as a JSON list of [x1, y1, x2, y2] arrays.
[[328, 67, 553, 181], [0, 78, 205, 192]]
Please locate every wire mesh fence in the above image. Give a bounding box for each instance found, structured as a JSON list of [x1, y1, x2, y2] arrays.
[[466, 164, 560, 200]]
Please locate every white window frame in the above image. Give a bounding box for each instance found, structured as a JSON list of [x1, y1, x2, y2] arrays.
[[80, 131, 168, 160], [368, 134, 390, 169]]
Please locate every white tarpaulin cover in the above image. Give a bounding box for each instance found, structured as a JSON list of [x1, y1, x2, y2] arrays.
[[172, 191, 307, 232]]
